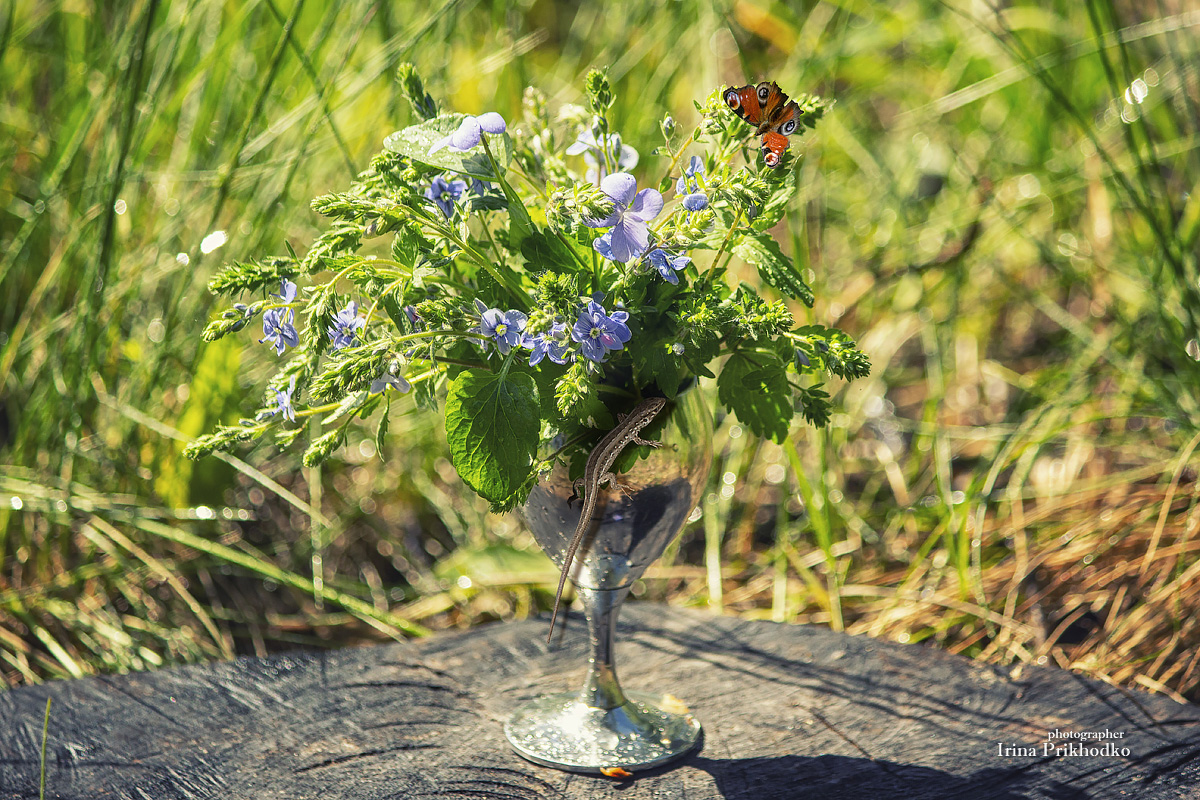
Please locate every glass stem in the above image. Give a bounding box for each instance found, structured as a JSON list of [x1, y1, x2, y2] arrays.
[[577, 585, 631, 710]]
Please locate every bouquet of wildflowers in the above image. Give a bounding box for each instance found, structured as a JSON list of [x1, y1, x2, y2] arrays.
[[186, 66, 870, 512]]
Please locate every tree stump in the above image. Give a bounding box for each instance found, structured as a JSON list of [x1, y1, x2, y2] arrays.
[[2, 604, 1198, 798]]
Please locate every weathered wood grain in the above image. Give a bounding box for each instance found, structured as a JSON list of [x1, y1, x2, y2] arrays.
[[1, 604, 1198, 799]]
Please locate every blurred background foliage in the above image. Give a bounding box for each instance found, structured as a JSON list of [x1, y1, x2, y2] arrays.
[[3, 0, 1200, 703]]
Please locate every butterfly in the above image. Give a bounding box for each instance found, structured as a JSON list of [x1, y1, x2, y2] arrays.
[[723, 81, 803, 169]]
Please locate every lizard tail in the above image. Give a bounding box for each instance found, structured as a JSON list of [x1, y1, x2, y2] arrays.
[[547, 532, 584, 645], [546, 581, 564, 646]]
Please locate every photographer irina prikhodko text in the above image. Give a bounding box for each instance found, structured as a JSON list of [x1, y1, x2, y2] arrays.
[[997, 729, 1131, 758]]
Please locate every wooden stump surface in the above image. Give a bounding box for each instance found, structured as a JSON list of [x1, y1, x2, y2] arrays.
[[1, 603, 1199, 799]]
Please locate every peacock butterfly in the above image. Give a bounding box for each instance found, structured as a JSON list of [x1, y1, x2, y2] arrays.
[[723, 81, 803, 169]]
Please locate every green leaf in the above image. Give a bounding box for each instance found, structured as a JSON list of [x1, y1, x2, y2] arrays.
[[444, 369, 540, 509], [733, 233, 814, 307], [380, 286, 410, 332], [383, 115, 513, 180], [632, 338, 683, 398], [717, 351, 792, 443], [514, 361, 566, 422], [797, 383, 831, 428], [521, 229, 580, 274], [391, 222, 427, 267], [322, 389, 368, 425], [753, 164, 798, 232]]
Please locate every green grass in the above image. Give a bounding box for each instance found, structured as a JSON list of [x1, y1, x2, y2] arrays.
[[3, 0, 1199, 702]]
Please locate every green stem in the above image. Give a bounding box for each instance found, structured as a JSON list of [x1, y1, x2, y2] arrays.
[[362, 276, 407, 327], [539, 429, 591, 466], [497, 347, 517, 382], [706, 208, 743, 284], [551, 227, 591, 272], [480, 134, 519, 203], [661, 133, 696, 186], [477, 215, 507, 272], [409, 205, 527, 309]]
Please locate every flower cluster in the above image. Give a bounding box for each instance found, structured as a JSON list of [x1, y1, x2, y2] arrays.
[[190, 66, 860, 514], [474, 295, 631, 366]]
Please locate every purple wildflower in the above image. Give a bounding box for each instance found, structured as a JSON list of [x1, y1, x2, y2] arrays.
[[571, 299, 632, 363], [259, 376, 297, 423], [327, 300, 365, 351], [646, 249, 691, 286], [585, 173, 663, 263], [676, 155, 705, 194], [473, 298, 527, 354], [522, 321, 572, 366], [424, 175, 468, 218], [427, 112, 507, 155], [677, 156, 709, 212], [259, 279, 299, 355], [370, 371, 411, 394], [566, 131, 639, 184]]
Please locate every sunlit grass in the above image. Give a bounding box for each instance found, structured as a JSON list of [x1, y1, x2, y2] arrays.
[[3, 0, 1199, 704]]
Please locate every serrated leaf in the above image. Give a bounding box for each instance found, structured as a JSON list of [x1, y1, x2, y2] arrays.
[[391, 223, 426, 267], [380, 284, 410, 332], [521, 229, 580, 274], [323, 389, 368, 425], [752, 164, 798, 232], [717, 352, 792, 443], [445, 369, 540, 508], [383, 115, 513, 180], [632, 339, 683, 398], [733, 233, 814, 307]]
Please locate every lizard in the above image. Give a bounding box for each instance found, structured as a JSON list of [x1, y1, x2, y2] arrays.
[[547, 396, 667, 644]]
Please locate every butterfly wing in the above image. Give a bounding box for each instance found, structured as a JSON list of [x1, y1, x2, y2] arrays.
[[723, 84, 766, 126], [758, 82, 789, 131], [768, 100, 803, 137], [760, 131, 790, 169]]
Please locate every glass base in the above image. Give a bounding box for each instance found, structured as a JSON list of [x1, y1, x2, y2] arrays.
[[504, 690, 701, 774]]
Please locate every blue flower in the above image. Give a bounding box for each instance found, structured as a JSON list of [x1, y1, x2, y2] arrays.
[[259, 279, 298, 355], [646, 248, 691, 286], [370, 370, 411, 394], [473, 299, 527, 354], [424, 175, 468, 218], [427, 112, 507, 155], [260, 376, 297, 422], [571, 299, 632, 363], [522, 321, 572, 366], [676, 155, 705, 195], [676, 156, 709, 212], [273, 278, 298, 303], [585, 173, 663, 263], [566, 131, 639, 185], [327, 300, 365, 351]]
